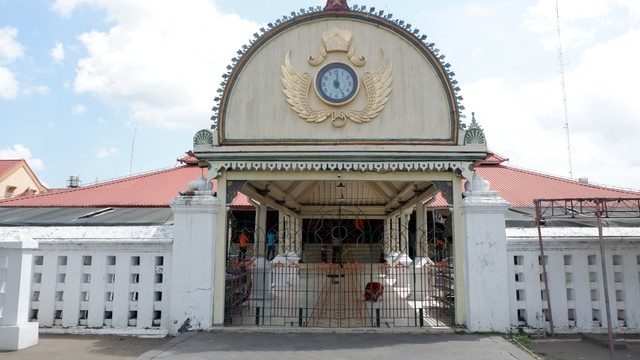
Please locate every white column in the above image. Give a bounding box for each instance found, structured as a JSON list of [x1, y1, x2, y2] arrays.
[[0, 232, 39, 350], [168, 175, 221, 334], [251, 200, 271, 299], [412, 201, 433, 299], [415, 202, 427, 258], [383, 218, 392, 256], [254, 201, 267, 258], [278, 212, 285, 256], [398, 212, 413, 261], [294, 217, 302, 256], [460, 173, 510, 332], [452, 174, 466, 325]]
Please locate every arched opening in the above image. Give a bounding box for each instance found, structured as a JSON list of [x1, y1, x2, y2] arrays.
[[223, 178, 456, 328]]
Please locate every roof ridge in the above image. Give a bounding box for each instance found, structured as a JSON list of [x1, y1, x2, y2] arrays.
[[84, 163, 195, 186], [0, 164, 193, 205], [497, 164, 640, 194]]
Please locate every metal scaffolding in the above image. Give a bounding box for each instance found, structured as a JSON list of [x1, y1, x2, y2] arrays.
[[534, 197, 640, 360]]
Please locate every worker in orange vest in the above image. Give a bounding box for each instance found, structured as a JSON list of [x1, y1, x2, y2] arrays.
[[239, 230, 248, 260]]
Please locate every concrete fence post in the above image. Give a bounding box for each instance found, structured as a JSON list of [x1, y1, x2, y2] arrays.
[[460, 173, 511, 332], [0, 231, 39, 350], [168, 175, 221, 334]]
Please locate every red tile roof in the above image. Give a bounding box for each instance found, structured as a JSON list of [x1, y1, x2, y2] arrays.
[[0, 160, 21, 175], [476, 165, 639, 207], [1, 153, 637, 209], [476, 150, 509, 165], [0, 165, 204, 207], [427, 151, 639, 208]]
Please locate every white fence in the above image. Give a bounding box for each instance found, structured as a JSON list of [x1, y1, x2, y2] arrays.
[[2, 226, 640, 334], [507, 228, 640, 334], [3, 227, 172, 331]]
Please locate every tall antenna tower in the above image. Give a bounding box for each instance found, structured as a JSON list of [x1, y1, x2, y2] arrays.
[[129, 128, 137, 175], [556, 0, 573, 178]]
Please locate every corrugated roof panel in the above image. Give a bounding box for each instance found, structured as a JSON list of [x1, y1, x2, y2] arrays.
[[0, 207, 174, 226]]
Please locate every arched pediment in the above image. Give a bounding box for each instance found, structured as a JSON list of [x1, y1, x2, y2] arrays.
[[214, 9, 464, 146]]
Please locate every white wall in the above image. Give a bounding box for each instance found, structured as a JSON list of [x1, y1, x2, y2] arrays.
[[0, 227, 172, 332], [507, 227, 640, 334], [2, 225, 639, 334]]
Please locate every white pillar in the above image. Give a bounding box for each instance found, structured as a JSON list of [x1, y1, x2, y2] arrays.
[[412, 201, 433, 299], [0, 232, 39, 350], [168, 175, 221, 334], [460, 173, 510, 332], [294, 217, 302, 256], [383, 218, 392, 256], [251, 201, 271, 299], [254, 201, 267, 258], [452, 174, 466, 325], [278, 212, 285, 256]]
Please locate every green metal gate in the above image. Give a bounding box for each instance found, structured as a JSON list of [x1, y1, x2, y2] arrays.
[[224, 209, 454, 328]]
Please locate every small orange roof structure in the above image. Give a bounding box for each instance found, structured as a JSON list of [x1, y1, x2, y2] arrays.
[[0, 159, 48, 199]]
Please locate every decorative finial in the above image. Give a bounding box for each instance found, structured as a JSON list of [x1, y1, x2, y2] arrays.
[[469, 112, 482, 130], [324, 0, 349, 11]]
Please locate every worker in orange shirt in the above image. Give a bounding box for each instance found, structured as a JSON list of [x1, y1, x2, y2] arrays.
[[239, 230, 248, 260]]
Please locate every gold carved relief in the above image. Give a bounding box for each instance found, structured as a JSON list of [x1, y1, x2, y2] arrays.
[[281, 28, 392, 127]]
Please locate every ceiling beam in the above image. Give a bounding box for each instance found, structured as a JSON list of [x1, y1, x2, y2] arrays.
[[294, 181, 321, 202], [241, 183, 298, 215], [366, 181, 394, 202]]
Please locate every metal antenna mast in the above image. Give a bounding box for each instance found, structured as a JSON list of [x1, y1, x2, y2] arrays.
[[129, 128, 137, 175], [556, 0, 573, 178]]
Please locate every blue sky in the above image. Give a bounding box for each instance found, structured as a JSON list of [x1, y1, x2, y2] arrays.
[[1, 0, 639, 190]]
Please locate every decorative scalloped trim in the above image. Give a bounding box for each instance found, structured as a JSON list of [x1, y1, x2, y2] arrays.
[[211, 5, 466, 131], [207, 160, 473, 179]]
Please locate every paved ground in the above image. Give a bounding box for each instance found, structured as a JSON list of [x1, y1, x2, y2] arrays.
[[138, 330, 536, 360], [0, 333, 168, 360], [529, 334, 640, 360], [2, 330, 639, 360]]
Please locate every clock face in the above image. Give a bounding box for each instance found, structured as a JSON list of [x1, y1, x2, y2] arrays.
[[315, 62, 359, 105]]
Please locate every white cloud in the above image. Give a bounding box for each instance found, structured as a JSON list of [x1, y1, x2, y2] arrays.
[[22, 85, 50, 95], [51, 41, 65, 63], [0, 144, 45, 170], [95, 146, 120, 159], [521, 0, 621, 51], [72, 104, 87, 114], [0, 27, 23, 99], [0, 66, 19, 99], [523, 0, 610, 33], [50, 0, 85, 17], [0, 27, 25, 64], [462, 26, 640, 190], [55, 0, 259, 129]]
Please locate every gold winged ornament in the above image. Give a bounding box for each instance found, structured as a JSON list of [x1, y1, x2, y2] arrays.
[[281, 52, 331, 124], [346, 52, 392, 123], [281, 51, 392, 127]]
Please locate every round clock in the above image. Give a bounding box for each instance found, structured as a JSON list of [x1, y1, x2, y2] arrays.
[[315, 62, 359, 105]]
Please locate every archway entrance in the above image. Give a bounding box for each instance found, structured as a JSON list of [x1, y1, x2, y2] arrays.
[[224, 200, 455, 328]]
